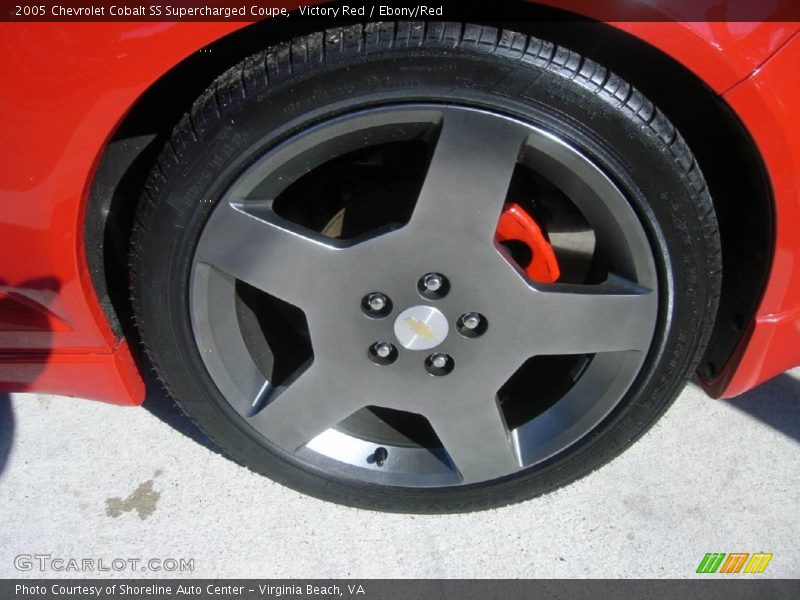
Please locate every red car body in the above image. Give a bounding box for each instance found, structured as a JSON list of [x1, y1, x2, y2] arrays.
[[1, 4, 799, 406]]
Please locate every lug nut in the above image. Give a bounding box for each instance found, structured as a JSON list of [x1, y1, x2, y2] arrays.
[[424, 274, 443, 292], [457, 312, 487, 338], [362, 292, 392, 318], [431, 354, 448, 368], [418, 273, 450, 299], [367, 293, 387, 311], [369, 341, 397, 365], [425, 352, 454, 376], [462, 313, 481, 330]]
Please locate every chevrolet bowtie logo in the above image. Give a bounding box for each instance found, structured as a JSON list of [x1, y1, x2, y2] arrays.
[[404, 317, 438, 341]]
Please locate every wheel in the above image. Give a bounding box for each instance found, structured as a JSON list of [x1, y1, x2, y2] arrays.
[[130, 23, 721, 512]]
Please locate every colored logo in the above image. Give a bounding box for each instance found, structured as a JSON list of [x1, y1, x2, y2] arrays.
[[404, 317, 438, 341], [696, 552, 773, 574], [394, 305, 449, 351]]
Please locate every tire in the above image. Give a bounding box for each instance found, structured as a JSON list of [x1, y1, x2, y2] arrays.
[[130, 22, 721, 513]]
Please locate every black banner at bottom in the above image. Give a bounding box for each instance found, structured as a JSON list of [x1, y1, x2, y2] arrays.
[[2, 579, 799, 600]]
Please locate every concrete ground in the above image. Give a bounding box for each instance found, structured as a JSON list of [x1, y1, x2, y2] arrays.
[[0, 368, 798, 579]]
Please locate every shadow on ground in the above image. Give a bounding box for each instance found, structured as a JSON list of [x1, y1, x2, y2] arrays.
[[142, 381, 227, 458], [0, 393, 14, 476], [726, 372, 800, 444]]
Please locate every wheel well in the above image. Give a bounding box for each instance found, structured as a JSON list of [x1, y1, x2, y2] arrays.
[[85, 8, 773, 380]]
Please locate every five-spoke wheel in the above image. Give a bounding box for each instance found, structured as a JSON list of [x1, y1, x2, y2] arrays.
[[131, 23, 720, 511]]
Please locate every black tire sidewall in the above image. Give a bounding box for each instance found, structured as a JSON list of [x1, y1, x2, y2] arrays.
[[133, 45, 714, 512]]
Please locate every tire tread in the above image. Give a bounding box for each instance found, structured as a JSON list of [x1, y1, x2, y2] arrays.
[[130, 22, 722, 513]]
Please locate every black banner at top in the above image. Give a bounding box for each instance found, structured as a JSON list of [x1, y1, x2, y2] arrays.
[[3, 0, 800, 23]]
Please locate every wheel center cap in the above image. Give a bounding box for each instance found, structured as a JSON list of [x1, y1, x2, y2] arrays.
[[394, 305, 449, 351]]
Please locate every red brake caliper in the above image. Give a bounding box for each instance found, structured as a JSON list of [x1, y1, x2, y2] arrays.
[[496, 202, 561, 283]]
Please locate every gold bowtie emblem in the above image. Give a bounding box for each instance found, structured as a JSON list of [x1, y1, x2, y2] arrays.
[[404, 317, 437, 341]]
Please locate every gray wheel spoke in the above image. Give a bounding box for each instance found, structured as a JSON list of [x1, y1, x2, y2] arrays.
[[195, 200, 342, 305], [407, 110, 527, 243], [188, 104, 662, 488], [247, 363, 362, 452], [504, 275, 656, 356], [429, 396, 520, 483], [191, 264, 273, 418], [514, 352, 641, 465]]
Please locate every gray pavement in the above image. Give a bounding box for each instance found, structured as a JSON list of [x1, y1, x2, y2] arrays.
[[0, 368, 798, 579]]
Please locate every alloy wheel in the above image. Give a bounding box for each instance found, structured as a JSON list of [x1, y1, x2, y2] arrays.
[[189, 104, 659, 487]]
